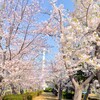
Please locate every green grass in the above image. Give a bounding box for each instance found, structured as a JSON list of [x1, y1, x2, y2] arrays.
[[3, 94, 23, 100], [3, 91, 42, 100]]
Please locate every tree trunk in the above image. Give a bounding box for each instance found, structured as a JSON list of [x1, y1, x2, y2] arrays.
[[10, 84, 17, 94], [11, 88, 17, 94], [73, 87, 82, 100], [70, 75, 94, 100], [0, 96, 2, 100], [58, 89, 62, 100], [0, 92, 2, 100], [58, 81, 62, 100], [0, 86, 3, 100], [96, 69, 100, 85], [83, 83, 91, 100]]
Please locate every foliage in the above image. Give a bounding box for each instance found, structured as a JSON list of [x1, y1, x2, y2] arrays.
[[44, 88, 53, 92], [3, 91, 42, 100], [75, 70, 88, 82], [62, 91, 74, 99]]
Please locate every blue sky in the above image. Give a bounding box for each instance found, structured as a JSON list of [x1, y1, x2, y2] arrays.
[[42, 0, 74, 10], [56, 0, 74, 10], [40, 0, 74, 61], [39, 0, 74, 21]]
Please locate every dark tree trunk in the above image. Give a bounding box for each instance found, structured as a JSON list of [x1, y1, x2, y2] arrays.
[[0, 90, 2, 100], [52, 88, 58, 96], [20, 89, 24, 94], [83, 83, 91, 100], [12, 88, 17, 94], [96, 70, 100, 85], [10, 84, 17, 94], [58, 81, 62, 100], [0, 84, 3, 100]]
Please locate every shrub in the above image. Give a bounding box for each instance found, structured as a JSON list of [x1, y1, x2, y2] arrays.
[[52, 89, 58, 96], [44, 88, 53, 92], [62, 91, 74, 99], [27, 95, 32, 100]]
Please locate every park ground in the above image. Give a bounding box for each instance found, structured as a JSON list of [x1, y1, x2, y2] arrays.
[[33, 92, 100, 100], [33, 92, 58, 100]]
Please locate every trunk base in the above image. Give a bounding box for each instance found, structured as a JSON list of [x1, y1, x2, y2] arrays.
[[74, 87, 82, 100]]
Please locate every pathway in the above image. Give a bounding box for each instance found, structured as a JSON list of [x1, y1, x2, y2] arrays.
[[32, 92, 58, 100]]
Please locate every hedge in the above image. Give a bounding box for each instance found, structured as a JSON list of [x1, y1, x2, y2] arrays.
[[44, 88, 53, 92], [3, 91, 42, 100]]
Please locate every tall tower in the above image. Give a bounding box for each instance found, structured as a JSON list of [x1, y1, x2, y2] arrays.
[[41, 48, 47, 90]]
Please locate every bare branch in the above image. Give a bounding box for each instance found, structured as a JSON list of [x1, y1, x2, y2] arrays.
[[82, 74, 94, 87], [85, 4, 91, 26]]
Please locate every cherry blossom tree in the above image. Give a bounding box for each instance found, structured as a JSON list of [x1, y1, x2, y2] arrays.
[[0, 0, 99, 100], [44, 0, 100, 100], [0, 0, 48, 99], [63, 1, 100, 100], [47, 55, 69, 100]]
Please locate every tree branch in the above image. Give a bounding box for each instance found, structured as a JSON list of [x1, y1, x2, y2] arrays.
[[82, 74, 94, 87], [70, 76, 79, 88]]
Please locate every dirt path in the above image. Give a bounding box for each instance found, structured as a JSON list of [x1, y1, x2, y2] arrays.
[[32, 92, 58, 100]]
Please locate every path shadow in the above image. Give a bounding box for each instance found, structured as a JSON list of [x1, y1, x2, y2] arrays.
[[42, 92, 58, 100]]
